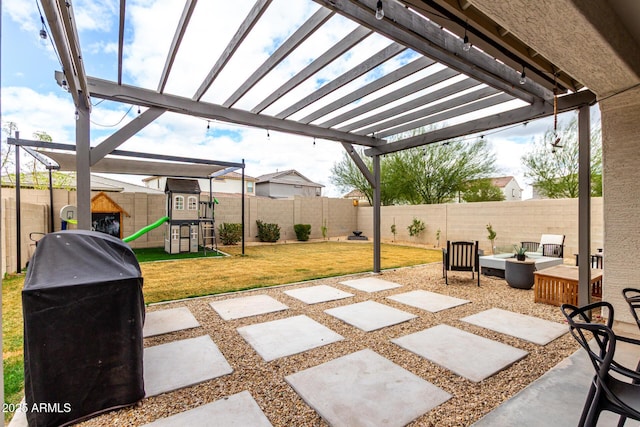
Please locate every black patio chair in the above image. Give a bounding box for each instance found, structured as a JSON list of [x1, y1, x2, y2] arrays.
[[443, 240, 479, 286], [561, 301, 640, 427], [623, 288, 640, 330]]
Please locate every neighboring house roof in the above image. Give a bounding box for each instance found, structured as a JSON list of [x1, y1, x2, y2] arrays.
[[344, 189, 367, 199], [165, 178, 201, 194], [490, 176, 521, 189], [256, 170, 324, 188], [1, 172, 164, 194]]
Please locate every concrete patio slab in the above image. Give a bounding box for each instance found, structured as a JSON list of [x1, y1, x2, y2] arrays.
[[392, 324, 528, 382], [144, 335, 233, 397], [339, 277, 402, 293], [283, 285, 354, 304], [142, 391, 272, 426], [285, 349, 451, 427], [237, 315, 344, 361], [461, 308, 567, 345], [472, 340, 640, 427], [387, 290, 470, 313], [143, 306, 200, 338], [209, 294, 288, 320], [324, 300, 417, 332]]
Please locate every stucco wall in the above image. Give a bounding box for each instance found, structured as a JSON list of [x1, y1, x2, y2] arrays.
[[600, 86, 640, 328]]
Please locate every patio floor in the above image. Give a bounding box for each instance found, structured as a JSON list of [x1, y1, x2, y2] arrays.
[[11, 263, 640, 426]]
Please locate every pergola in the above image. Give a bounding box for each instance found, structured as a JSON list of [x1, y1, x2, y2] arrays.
[[38, 0, 597, 300]]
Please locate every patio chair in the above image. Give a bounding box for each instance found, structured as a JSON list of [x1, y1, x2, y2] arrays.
[[443, 240, 479, 286], [520, 234, 565, 258], [561, 301, 640, 427]]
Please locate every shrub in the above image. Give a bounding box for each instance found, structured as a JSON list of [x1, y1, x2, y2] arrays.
[[218, 223, 242, 245], [256, 220, 280, 242], [407, 217, 426, 237], [293, 224, 311, 241]]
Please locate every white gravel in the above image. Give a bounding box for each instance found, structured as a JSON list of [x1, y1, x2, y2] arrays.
[[78, 263, 579, 427]]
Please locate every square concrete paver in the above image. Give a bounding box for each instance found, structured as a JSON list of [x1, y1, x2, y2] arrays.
[[237, 315, 344, 361], [393, 324, 528, 382], [339, 277, 402, 293], [209, 294, 288, 320], [285, 349, 451, 427], [461, 308, 568, 345], [143, 307, 200, 338], [387, 290, 470, 313], [284, 285, 354, 304], [142, 391, 272, 426], [324, 300, 417, 332], [144, 335, 233, 397]]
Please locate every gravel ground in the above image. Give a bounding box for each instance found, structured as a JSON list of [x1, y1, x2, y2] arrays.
[[79, 263, 580, 427]]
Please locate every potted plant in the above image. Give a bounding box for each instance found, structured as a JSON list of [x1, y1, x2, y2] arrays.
[[513, 244, 527, 261]]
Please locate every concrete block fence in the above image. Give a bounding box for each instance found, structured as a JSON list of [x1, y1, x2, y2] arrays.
[[1, 188, 602, 275]]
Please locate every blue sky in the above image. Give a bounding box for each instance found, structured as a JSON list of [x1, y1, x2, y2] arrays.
[[1, 0, 598, 198]]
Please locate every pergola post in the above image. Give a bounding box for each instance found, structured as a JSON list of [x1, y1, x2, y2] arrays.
[[372, 154, 381, 273], [75, 102, 92, 229], [577, 104, 591, 307]]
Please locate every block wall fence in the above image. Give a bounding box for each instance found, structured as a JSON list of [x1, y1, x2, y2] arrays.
[[1, 188, 603, 275]]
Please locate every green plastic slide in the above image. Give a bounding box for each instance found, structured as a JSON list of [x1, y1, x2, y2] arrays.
[[123, 216, 169, 243]]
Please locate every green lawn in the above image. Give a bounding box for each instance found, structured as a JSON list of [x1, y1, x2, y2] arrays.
[[2, 241, 441, 420]]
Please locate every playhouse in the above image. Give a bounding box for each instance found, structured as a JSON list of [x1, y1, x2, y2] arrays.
[[164, 178, 215, 254]]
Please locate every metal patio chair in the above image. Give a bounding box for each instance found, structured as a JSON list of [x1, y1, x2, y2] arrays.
[[561, 301, 640, 427]]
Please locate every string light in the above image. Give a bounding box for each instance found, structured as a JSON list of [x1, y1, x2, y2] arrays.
[[462, 24, 471, 52], [207, 120, 210, 130], [137, 106, 141, 114], [39, 16, 47, 40], [74, 109, 79, 121], [267, 129, 270, 140], [313, 137, 316, 146], [375, 0, 384, 20], [519, 66, 526, 85], [61, 79, 69, 92], [551, 74, 563, 152]]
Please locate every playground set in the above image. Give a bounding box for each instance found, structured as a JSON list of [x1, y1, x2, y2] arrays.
[[59, 178, 219, 255]]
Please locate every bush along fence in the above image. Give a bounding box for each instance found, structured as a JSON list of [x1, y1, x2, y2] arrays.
[[294, 224, 311, 241]]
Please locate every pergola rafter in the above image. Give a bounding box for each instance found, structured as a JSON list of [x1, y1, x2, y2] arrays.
[[39, 0, 596, 275]]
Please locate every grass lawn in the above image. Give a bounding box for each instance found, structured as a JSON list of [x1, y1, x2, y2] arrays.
[[2, 241, 441, 420]]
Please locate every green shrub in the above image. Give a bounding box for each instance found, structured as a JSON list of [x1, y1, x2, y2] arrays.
[[218, 222, 242, 245], [256, 220, 280, 242], [294, 224, 311, 241], [407, 217, 426, 237]]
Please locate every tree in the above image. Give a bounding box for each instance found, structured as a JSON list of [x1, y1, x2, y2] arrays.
[[331, 136, 499, 205], [386, 138, 499, 204], [1, 121, 18, 182], [329, 147, 398, 206], [522, 116, 602, 198], [461, 178, 506, 202], [27, 130, 54, 189]]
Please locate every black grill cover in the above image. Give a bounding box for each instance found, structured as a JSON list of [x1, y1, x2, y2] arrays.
[[22, 230, 145, 426]]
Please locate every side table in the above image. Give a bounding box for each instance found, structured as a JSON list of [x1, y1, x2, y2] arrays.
[[505, 258, 536, 289]]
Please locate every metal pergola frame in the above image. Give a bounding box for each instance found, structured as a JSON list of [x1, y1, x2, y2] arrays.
[[38, 0, 595, 286], [8, 136, 247, 272]]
